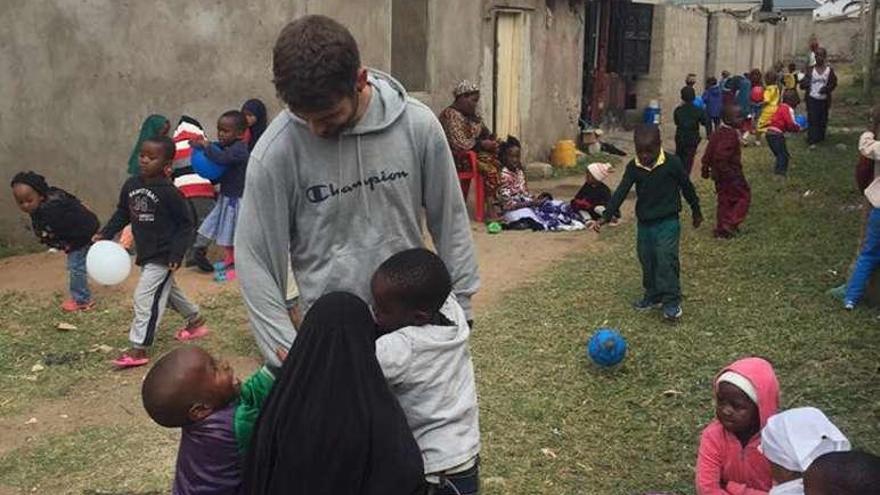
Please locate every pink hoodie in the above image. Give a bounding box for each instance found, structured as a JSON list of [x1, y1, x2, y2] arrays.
[[695, 357, 780, 495]]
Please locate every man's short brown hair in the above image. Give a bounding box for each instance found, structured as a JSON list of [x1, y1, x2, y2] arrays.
[[273, 15, 361, 112]]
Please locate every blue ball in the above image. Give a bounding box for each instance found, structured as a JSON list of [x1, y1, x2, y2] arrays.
[[693, 96, 705, 109], [587, 328, 627, 367], [191, 145, 227, 181], [795, 114, 808, 129]]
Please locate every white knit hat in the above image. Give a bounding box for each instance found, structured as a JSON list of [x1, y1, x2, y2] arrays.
[[587, 162, 614, 183]]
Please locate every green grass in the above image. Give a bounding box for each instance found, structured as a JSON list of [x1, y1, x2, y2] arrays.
[[0, 290, 259, 418], [0, 425, 176, 494], [1, 104, 879, 493], [473, 130, 880, 493]]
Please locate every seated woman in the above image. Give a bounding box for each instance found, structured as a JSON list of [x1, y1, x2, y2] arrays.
[[438, 80, 502, 214], [497, 137, 585, 232]]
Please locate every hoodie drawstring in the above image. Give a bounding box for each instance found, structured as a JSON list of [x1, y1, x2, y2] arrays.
[[356, 135, 370, 216]]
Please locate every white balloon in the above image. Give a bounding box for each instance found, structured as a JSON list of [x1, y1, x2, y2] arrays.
[[86, 240, 132, 285]]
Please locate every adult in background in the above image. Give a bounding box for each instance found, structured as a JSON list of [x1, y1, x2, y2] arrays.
[[235, 15, 479, 368], [438, 81, 503, 217], [800, 47, 837, 147]]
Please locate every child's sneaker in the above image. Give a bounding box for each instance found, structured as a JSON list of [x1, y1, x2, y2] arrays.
[[844, 301, 855, 311], [61, 299, 96, 312], [633, 298, 662, 311], [663, 305, 683, 322]]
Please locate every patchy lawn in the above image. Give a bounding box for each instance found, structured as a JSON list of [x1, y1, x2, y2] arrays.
[[0, 102, 878, 493]]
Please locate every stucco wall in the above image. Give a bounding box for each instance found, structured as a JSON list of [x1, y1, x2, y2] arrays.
[[0, 0, 584, 244], [814, 17, 864, 62], [707, 13, 740, 78], [0, 0, 391, 245], [634, 5, 708, 134]]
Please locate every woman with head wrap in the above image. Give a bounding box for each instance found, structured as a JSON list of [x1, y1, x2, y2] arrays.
[[438, 80, 503, 217]]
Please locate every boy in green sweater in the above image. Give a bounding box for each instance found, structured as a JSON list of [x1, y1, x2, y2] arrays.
[[594, 124, 702, 322]]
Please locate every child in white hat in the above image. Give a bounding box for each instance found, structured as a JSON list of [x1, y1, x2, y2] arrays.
[[760, 407, 851, 495], [571, 162, 617, 226]]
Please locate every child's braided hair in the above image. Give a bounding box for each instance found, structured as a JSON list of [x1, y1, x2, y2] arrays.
[[10, 171, 49, 196]]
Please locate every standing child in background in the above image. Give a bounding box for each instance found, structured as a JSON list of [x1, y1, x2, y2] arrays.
[[594, 124, 702, 322], [142, 346, 276, 495], [570, 162, 616, 224], [804, 451, 880, 495], [10, 172, 99, 312], [783, 63, 800, 95], [749, 69, 765, 145], [96, 136, 209, 368], [241, 99, 268, 151], [734, 75, 754, 144], [695, 357, 780, 495], [758, 71, 781, 139], [190, 111, 250, 282], [372, 249, 480, 495], [702, 105, 751, 239], [674, 86, 708, 176], [766, 90, 803, 177], [800, 48, 837, 147], [122, 115, 171, 250], [704, 77, 723, 135], [720, 70, 734, 106], [170, 116, 217, 273], [760, 407, 851, 495], [843, 107, 880, 310]]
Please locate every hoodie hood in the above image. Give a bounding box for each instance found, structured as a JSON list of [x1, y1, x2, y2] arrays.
[[715, 357, 780, 428], [288, 69, 408, 136]]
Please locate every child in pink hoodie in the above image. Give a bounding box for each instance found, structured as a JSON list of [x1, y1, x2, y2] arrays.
[[696, 357, 780, 495]]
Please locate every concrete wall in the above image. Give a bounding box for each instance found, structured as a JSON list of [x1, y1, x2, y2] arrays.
[[707, 12, 740, 78], [814, 17, 864, 62], [633, 4, 708, 134], [0, 0, 584, 245]]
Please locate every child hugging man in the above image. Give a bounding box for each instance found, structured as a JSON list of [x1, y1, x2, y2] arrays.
[[701, 104, 751, 239], [95, 136, 208, 368], [371, 248, 480, 495], [142, 346, 275, 494], [594, 124, 702, 322]]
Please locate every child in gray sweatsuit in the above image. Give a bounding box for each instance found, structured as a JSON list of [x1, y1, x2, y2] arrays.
[[371, 248, 480, 495]]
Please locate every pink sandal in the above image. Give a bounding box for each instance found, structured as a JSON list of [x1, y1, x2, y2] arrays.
[[175, 324, 210, 342], [112, 353, 149, 369]]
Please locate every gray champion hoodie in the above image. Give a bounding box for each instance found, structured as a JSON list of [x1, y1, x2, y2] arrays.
[[235, 70, 480, 367]]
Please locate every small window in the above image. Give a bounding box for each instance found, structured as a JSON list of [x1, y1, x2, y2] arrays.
[[391, 0, 429, 91]]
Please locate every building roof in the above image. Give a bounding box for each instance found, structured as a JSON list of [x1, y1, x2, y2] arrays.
[[672, 0, 820, 10]]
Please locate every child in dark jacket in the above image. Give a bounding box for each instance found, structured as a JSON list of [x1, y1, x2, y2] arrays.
[[766, 90, 803, 176], [594, 124, 702, 322], [703, 77, 723, 135], [674, 86, 708, 176], [11, 172, 100, 312], [96, 136, 209, 369], [701, 105, 751, 239], [189, 111, 250, 281], [570, 162, 616, 223]]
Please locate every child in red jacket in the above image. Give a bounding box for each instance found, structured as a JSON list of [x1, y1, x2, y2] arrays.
[[702, 105, 751, 239], [765, 90, 803, 176]]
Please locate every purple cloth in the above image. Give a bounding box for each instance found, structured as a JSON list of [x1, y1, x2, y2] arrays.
[[173, 403, 241, 495]]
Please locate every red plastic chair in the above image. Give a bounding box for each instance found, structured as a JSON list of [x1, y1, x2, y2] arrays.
[[456, 150, 484, 223]]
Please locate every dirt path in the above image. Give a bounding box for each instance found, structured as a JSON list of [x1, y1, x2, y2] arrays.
[[0, 173, 634, 482]]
